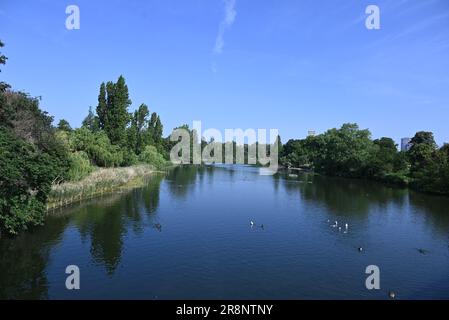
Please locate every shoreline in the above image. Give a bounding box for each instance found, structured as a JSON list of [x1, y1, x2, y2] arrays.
[[46, 165, 167, 212]]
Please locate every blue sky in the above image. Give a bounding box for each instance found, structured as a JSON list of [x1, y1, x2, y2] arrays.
[[1, 0, 449, 144]]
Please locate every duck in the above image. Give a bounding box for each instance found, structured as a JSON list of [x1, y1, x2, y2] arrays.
[[389, 291, 396, 299], [358, 247, 363, 252], [250, 221, 255, 227]]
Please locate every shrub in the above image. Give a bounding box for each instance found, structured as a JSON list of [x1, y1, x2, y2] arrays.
[[139, 145, 166, 169], [67, 151, 94, 181]]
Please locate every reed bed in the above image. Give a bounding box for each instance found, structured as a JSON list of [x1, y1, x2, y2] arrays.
[[47, 165, 156, 211]]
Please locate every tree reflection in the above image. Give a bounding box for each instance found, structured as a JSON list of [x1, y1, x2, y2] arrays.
[[0, 216, 70, 299]]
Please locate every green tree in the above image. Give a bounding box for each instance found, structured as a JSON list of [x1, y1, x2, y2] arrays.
[[108, 75, 131, 146], [82, 106, 99, 132], [0, 91, 70, 235], [97, 76, 132, 146], [314, 123, 374, 177], [0, 40, 10, 92], [408, 131, 437, 174], [96, 83, 107, 130], [130, 104, 149, 154], [57, 119, 72, 132]]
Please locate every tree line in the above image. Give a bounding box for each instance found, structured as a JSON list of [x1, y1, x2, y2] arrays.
[[280, 123, 449, 195]]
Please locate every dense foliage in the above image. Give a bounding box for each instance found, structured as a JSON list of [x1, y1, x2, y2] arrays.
[[280, 124, 449, 194], [0, 93, 70, 235], [0, 42, 168, 235]]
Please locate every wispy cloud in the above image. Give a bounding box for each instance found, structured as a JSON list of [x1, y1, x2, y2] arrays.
[[213, 0, 237, 54]]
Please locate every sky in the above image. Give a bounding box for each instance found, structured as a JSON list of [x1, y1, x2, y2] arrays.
[[1, 0, 449, 145]]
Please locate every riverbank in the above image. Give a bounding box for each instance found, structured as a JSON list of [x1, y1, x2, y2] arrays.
[[47, 164, 164, 211]]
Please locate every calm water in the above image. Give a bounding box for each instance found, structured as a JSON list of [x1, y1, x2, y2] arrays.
[[1, 165, 449, 300]]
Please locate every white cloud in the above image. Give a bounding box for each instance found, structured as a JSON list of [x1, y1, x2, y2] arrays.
[[214, 0, 237, 54]]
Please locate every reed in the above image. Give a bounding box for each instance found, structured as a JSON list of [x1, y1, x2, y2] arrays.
[[47, 164, 158, 211]]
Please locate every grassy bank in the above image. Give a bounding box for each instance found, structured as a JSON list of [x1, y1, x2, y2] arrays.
[[47, 165, 161, 211]]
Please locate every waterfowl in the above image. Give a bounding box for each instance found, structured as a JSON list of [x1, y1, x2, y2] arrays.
[[358, 247, 363, 252], [389, 291, 396, 299], [416, 248, 429, 255], [250, 221, 255, 227]]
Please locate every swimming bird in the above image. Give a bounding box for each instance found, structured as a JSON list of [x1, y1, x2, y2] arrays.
[[416, 248, 429, 255], [332, 221, 338, 228], [358, 247, 363, 252], [250, 221, 255, 227], [154, 223, 162, 232], [260, 224, 265, 230], [345, 223, 349, 230], [389, 291, 396, 299], [338, 227, 342, 232]]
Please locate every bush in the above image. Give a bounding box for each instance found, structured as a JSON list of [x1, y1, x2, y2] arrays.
[[67, 151, 94, 181], [122, 150, 139, 167], [71, 128, 123, 167], [0, 128, 54, 235], [139, 145, 166, 169]]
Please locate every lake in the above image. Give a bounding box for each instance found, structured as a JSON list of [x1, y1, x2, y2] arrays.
[[1, 165, 449, 299]]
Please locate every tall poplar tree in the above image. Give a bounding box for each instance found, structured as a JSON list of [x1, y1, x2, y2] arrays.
[[96, 82, 107, 130]]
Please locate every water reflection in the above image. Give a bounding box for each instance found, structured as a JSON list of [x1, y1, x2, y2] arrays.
[[0, 216, 70, 299], [276, 170, 449, 234], [1, 166, 449, 299]]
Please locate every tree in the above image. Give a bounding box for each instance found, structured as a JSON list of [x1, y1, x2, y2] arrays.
[[109, 75, 131, 146], [57, 119, 72, 132], [82, 106, 99, 132], [97, 76, 131, 146], [0, 40, 10, 92], [71, 128, 123, 167], [154, 115, 163, 144], [0, 40, 12, 125], [365, 137, 400, 179], [148, 112, 158, 143], [134, 104, 149, 154], [96, 83, 107, 130], [408, 131, 437, 174], [0, 91, 70, 235], [410, 131, 437, 148], [314, 123, 374, 177]]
